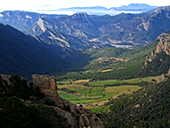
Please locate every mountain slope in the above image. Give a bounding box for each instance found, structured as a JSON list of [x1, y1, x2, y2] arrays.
[[0, 11, 67, 33], [27, 6, 170, 48], [100, 6, 170, 46], [0, 23, 68, 79], [101, 77, 170, 127]]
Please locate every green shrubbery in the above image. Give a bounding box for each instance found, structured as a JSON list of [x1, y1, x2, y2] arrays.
[[0, 75, 67, 128]]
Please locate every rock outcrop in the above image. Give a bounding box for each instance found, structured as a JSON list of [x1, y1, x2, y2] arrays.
[[145, 32, 170, 82], [32, 74, 104, 128], [156, 33, 170, 55], [145, 32, 170, 65], [0, 74, 12, 85], [32, 74, 63, 106], [145, 50, 157, 65]]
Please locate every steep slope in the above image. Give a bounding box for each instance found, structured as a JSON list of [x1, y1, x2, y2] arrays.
[[28, 6, 170, 48], [0, 23, 68, 80], [29, 13, 100, 39], [0, 10, 67, 33], [101, 77, 170, 127], [0, 74, 105, 128], [36, 28, 92, 58], [100, 6, 170, 46]]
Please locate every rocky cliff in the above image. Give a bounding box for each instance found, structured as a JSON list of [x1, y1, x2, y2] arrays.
[[156, 32, 170, 55], [145, 31, 170, 82], [145, 31, 170, 65], [32, 74, 104, 128]]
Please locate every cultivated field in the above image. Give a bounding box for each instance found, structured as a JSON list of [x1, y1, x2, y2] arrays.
[[57, 78, 142, 113], [89, 78, 140, 86]]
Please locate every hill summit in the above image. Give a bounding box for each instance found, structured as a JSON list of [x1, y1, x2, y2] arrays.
[[71, 13, 89, 21]]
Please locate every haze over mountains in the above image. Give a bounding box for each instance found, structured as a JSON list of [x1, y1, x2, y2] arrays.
[[57, 3, 158, 15], [0, 4, 170, 50], [0, 3, 170, 78]]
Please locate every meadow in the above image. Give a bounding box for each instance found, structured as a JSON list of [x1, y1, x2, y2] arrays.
[[58, 78, 142, 112], [89, 78, 140, 86]]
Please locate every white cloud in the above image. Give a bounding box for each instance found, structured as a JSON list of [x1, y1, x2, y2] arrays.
[[0, 0, 170, 13]]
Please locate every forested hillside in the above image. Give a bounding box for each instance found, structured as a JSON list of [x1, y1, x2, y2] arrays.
[[0, 23, 68, 80], [56, 39, 160, 80], [100, 77, 170, 128]]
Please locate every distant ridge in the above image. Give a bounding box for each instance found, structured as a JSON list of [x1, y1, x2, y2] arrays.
[[57, 3, 158, 15]]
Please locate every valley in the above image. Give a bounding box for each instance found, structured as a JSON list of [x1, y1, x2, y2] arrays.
[[1, 4, 170, 128], [57, 78, 142, 112]]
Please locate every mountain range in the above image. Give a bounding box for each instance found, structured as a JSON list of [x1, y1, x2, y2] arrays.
[[0, 4, 170, 79], [29, 5, 170, 48], [57, 3, 158, 15], [0, 5, 170, 51]]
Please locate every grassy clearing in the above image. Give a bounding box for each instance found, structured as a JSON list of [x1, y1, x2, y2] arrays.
[[105, 85, 141, 99], [57, 81, 71, 84], [57, 79, 142, 110], [102, 104, 113, 113], [62, 85, 141, 105], [58, 84, 89, 96], [89, 79, 140, 86], [74, 79, 90, 83], [140, 76, 159, 83], [89, 87, 104, 97], [59, 93, 84, 100], [90, 106, 105, 113], [101, 69, 113, 72]]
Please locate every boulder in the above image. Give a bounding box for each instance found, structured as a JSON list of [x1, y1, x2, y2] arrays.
[[32, 74, 63, 106]]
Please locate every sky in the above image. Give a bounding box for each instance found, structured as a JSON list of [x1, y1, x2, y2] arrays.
[[0, 0, 170, 14]]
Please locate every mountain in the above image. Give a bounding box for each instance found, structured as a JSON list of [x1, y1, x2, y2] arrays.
[[1, 5, 170, 49], [35, 28, 93, 58], [99, 6, 170, 46], [0, 10, 67, 33], [0, 23, 68, 80], [28, 6, 170, 48]]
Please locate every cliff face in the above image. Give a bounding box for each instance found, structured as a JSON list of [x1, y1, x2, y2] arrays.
[[32, 74, 63, 106], [145, 32, 170, 65], [156, 33, 170, 55], [32, 74, 104, 128]]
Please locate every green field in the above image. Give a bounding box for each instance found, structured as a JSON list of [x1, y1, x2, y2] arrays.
[[57, 79, 142, 109], [58, 84, 89, 96], [140, 76, 159, 83], [89, 87, 104, 97], [102, 104, 113, 113], [90, 106, 105, 113], [105, 85, 141, 98], [58, 92, 84, 100], [89, 79, 140, 86]]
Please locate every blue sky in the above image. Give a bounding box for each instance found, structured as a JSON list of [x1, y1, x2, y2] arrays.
[[0, 0, 170, 14]]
